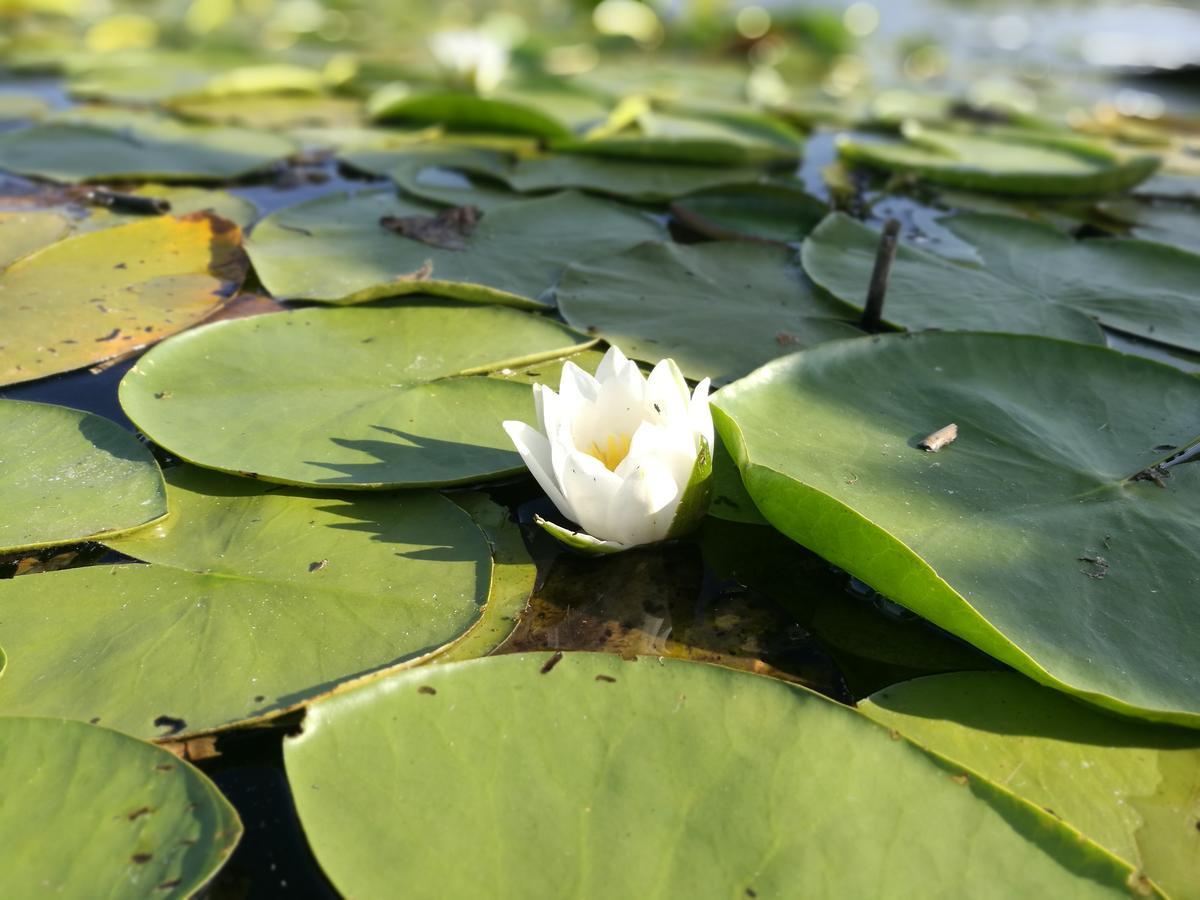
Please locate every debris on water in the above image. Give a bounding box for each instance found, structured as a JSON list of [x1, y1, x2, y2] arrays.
[[918, 423, 958, 452], [1078, 555, 1109, 579], [380, 205, 482, 251]]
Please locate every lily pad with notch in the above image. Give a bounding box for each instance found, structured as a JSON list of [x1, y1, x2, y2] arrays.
[[119, 301, 593, 488], [804, 211, 1200, 353], [0, 465, 491, 739], [246, 187, 662, 308], [555, 240, 861, 383], [283, 652, 1137, 899], [714, 332, 1200, 727]]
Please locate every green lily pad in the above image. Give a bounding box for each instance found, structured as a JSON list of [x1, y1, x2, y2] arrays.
[[0, 465, 491, 739], [1, 717, 241, 897], [343, 144, 770, 203], [367, 84, 616, 139], [246, 188, 661, 308], [0, 400, 166, 553], [284, 652, 1134, 899], [0, 108, 295, 183], [553, 108, 803, 166], [555, 240, 861, 382], [669, 182, 828, 243], [838, 123, 1159, 196], [435, 493, 535, 665], [804, 212, 1200, 353], [1097, 198, 1200, 257], [861, 672, 1200, 900], [714, 332, 1200, 726], [0, 209, 72, 268], [171, 93, 364, 130], [1, 212, 248, 387], [119, 301, 592, 488]]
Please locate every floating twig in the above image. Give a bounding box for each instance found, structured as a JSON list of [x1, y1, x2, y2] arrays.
[[860, 218, 900, 333], [84, 188, 171, 216], [918, 423, 958, 452]]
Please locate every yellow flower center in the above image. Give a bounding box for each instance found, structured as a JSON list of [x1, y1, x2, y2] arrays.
[[585, 433, 632, 472]]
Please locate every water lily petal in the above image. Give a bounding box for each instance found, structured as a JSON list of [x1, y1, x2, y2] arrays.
[[503, 420, 577, 522], [689, 377, 714, 449], [643, 357, 690, 426], [594, 345, 630, 383], [572, 360, 645, 454], [557, 360, 600, 409], [555, 446, 622, 539], [615, 420, 694, 489], [607, 456, 683, 546]]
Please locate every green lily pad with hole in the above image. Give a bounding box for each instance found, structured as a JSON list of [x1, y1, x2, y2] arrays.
[[838, 123, 1159, 196], [1, 212, 248, 387], [0, 210, 72, 268], [714, 332, 1200, 727], [0, 717, 241, 897], [669, 182, 828, 243], [0, 108, 295, 183], [804, 212, 1200, 353], [119, 301, 592, 488], [556, 240, 861, 382], [342, 143, 770, 203], [861, 672, 1200, 900], [246, 187, 661, 308], [0, 465, 490, 739], [0, 400, 166, 553], [284, 652, 1135, 899]]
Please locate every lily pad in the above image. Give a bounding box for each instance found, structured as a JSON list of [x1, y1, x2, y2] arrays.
[[76, 184, 259, 233], [284, 652, 1134, 899], [714, 332, 1200, 726], [1097, 197, 1200, 257], [119, 301, 592, 488], [838, 123, 1159, 196], [246, 187, 661, 307], [0, 465, 491, 739], [553, 108, 803, 166], [861, 672, 1200, 900], [0, 400, 166, 553], [367, 87, 588, 139], [171, 93, 364, 130], [343, 144, 770, 203], [1, 717, 241, 897], [801, 214, 1118, 348], [555, 240, 861, 382], [804, 212, 1200, 353], [1, 211, 248, 386], [669, 182, 828, 243], [0, 109, 295, 183], [0, 209, 72, 267]]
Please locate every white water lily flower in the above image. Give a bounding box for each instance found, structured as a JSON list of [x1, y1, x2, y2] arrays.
[[428, 29, 509, 94], [503, 346, 714, 554]]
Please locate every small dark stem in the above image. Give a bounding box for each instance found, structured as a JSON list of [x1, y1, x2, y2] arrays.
[[860, 218, 901, 333], [84, 188, 171, 216]]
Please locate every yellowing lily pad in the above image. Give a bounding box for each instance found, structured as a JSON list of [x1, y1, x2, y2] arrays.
[[0, 211, 248, 386]]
